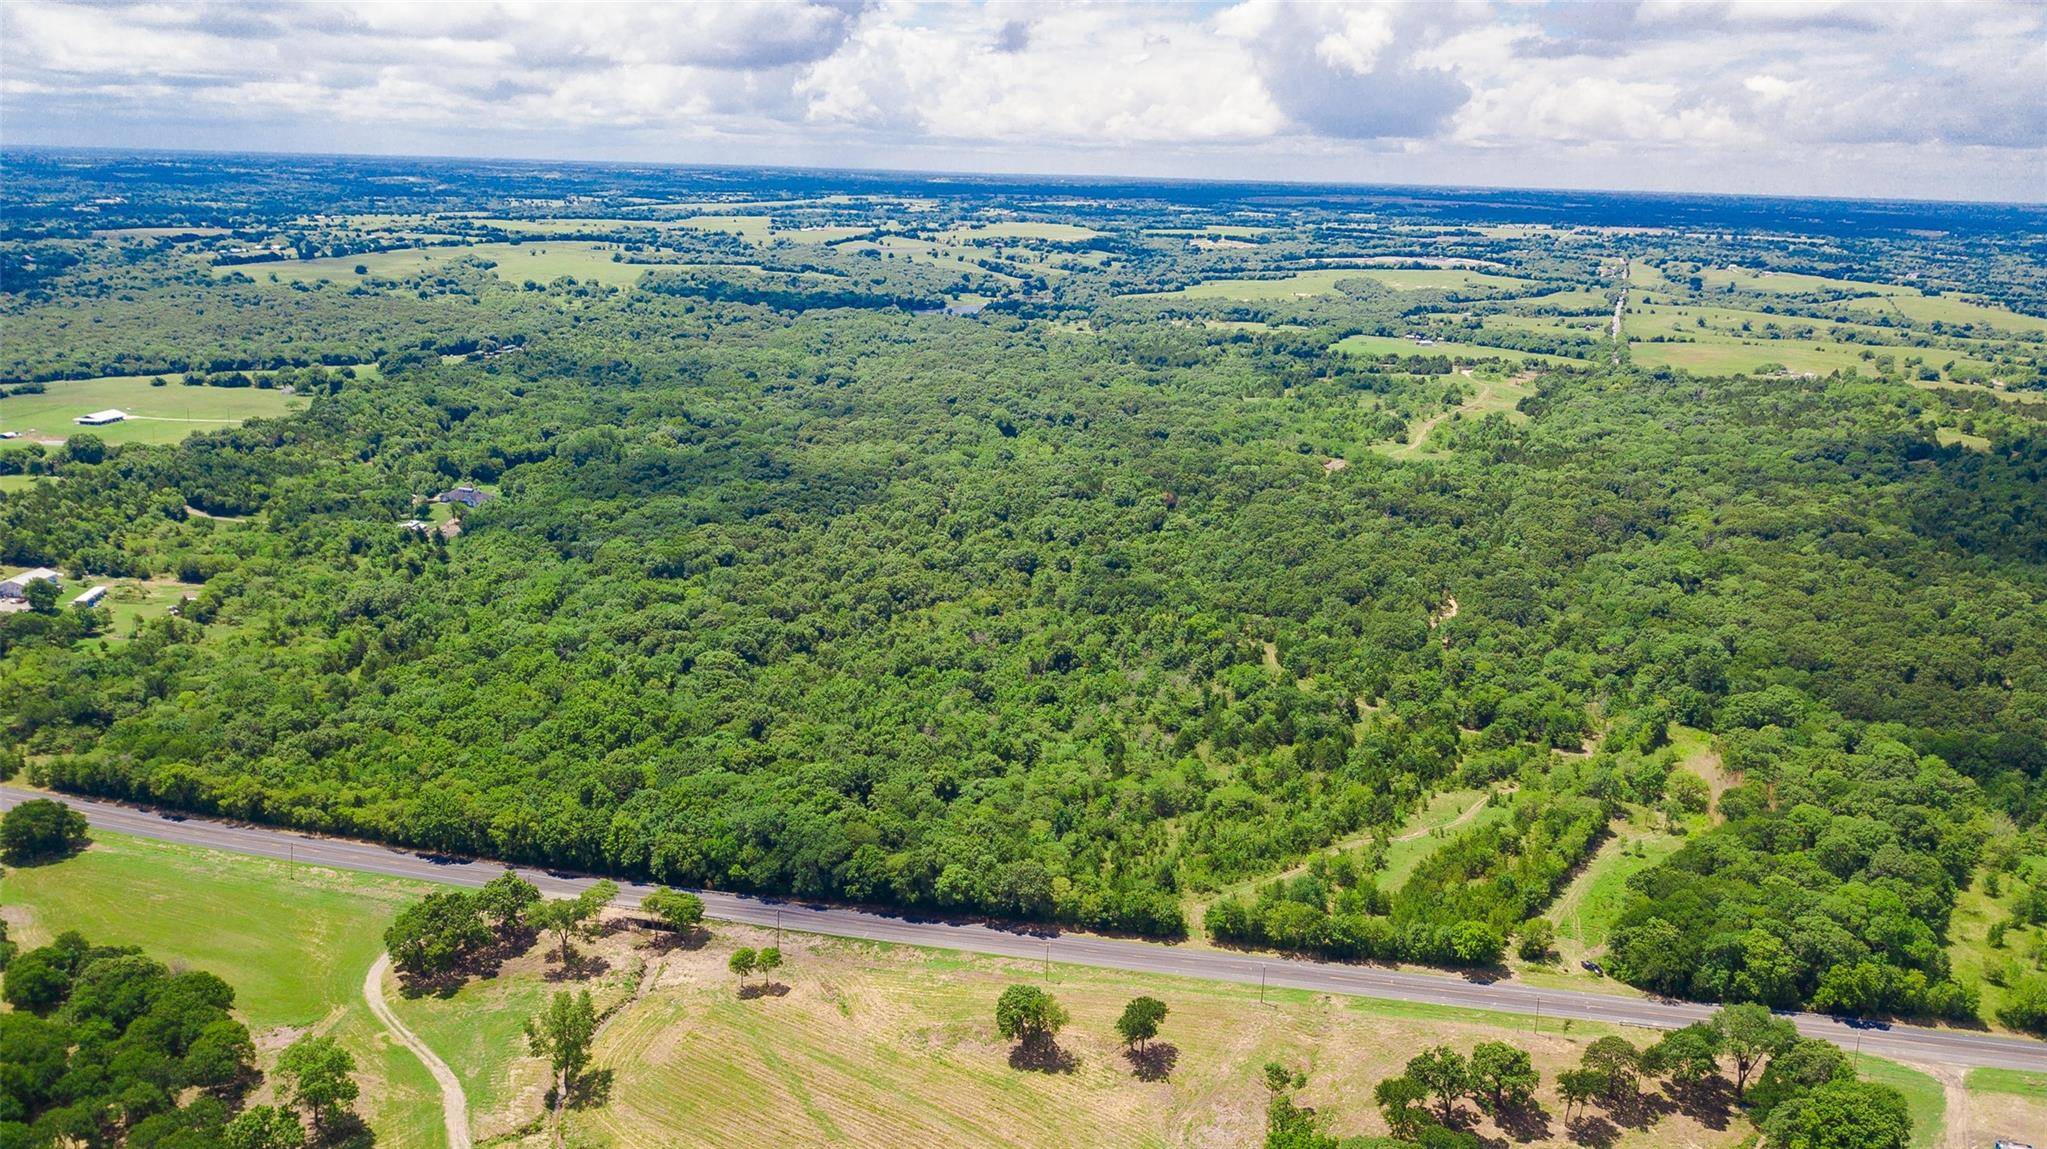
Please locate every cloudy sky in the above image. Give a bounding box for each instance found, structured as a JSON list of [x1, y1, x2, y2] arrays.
[[4, 0, 2044, 202]]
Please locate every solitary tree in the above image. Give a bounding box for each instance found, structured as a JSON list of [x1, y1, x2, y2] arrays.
[[1115, 996, 1168, 1053], [1644, 1022, 1724, 1086], [277, 1034, 359, 1134], [728, 946, 758, 988], [1714, 1002, 1795, 1099], [1373, 1073, 1432, 1140], [756, 946, 783, 985], [640, 887, 705, 934], [476, 870, 541, 931], [1556, 1068, 1602, 1121], [1468, 1041, 1538, 1113], [384, 890, 491, 980], [531, 880, 618, 966], [526, 989, 597, 1107], [1, 799, 90, 864], [1580, 1036, 1641, 1101], [994, 984, 1068, 1049], [1404, 1045, 1471, 1124]]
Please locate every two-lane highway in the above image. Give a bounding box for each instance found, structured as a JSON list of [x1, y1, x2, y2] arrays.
[[7, 785, 2045, 1072]]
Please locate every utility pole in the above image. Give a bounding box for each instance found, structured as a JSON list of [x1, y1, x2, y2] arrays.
[[775, 909, 782, 948], [1259, 963, 1267, 1005], [1534, 996, 1540, 1035], [288, 843, 295, 881], [1042, 942, 1049, 983]]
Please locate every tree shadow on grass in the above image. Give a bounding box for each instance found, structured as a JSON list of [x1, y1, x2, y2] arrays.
[[566, 1068, 614, 1110], [1008, 1036, 1079, 1074], [1493, 1099, 1554, 1142], [737, 981, 791, 1000], [1666, 1078, 1734, 1130], [1565, 1114, 1620, 1148], [545, 948, 611, 982], [1124, 1042, 1179, 1082], [644, 925, 711, 954]]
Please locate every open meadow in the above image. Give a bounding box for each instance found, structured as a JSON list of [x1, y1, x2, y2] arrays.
[[0, 373, 304, 444], [10, 823, 2020, 1149]]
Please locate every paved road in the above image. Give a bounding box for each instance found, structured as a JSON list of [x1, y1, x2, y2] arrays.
[[9, 785, 2046, 1072]]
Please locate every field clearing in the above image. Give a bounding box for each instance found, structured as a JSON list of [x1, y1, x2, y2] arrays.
[[95, 226, 231, 239], [1145, 226, 1275, 238], [1503, 288, 1615, 312], [1696, 267, 1911, 296], [1379, 787, 1511, 886], [1, 830, 446, 1149], [1845, 291, 2047, 333], [0, 473, 46, 492], [1627, 337, 2003, 379], [950, 222, 1103, 241], [1936, 426, 1992, 450], [235, 242, 651, 288], [1136, 267, 1533, 301], [671, 213, 774, 239], [1546, 810, 1684, 961], [96, 577, 199, 636], [1333, 333, 1580, 367], [0, 374, 304, 445], [569, 922, 1743, 1149]]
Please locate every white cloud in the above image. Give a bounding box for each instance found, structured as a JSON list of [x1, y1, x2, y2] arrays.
[[0, 0, 2039, 201]]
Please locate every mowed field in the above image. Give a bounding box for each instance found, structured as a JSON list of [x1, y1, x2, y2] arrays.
[[1331, 333, 1581, 366], [234, 241, 654, 288], [1689, 267, 2047, 334], [1136, 267, 1534, 301], [1, 832, 448, 1149], [8, 823, 2005, 1149], [0, 374, 305, 445]]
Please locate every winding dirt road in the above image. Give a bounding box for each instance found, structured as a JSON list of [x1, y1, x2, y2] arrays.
[[363, 953, 472, 1149]]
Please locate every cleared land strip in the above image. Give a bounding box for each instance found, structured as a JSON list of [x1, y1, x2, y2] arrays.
[[363, 953, 472, 1149], [9, 785, 2044, 1073]]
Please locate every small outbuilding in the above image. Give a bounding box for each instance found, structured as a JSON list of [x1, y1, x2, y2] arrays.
[[74, 409, 127, 426], [0, 567, 62, 599], [72, 585, 108, 607]]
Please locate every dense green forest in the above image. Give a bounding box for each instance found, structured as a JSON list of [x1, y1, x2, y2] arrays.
[[4, 152, 2046, 1028]]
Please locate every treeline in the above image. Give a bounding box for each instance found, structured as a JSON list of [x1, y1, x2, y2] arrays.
[[1206, 785, 1610, 966], [2, 932, 370, 1149], [641, 268, 943, 312], [1608, 708, 1985, 1020]]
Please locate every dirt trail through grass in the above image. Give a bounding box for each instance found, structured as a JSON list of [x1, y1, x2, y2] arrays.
[[365, 954, 472, 1149]]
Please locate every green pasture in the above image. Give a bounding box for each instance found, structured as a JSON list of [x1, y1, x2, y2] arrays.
[[2, 829, 446, 1148], [1137, 267, 1533, 301], [236, 241, 652, 288], [0, 374, 304, 445], [1857, 1057, 1944, 1149], [948, 222, 1103, 242], [1332, 333, 1580, 366]]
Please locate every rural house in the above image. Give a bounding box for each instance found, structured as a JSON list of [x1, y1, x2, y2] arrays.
[[0, 567, 62, 599], [74, 409, 127, 425], [435, 485, 495, 507]]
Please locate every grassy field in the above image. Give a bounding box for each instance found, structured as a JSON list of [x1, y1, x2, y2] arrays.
[[1858, 1057, 1945, 1149], [1694, 267, 1909, 296], [1962, 1067, 2047, 1147], [0, 374, 304, 445], [1332, 334, 1580, 366], [1845, 291, 2047, 334], [1, 831, 446, 1148], [1545, 810, 1683, 963], [1138, 268, 1532, 301], [1377, 787, 1508, 886], [7, 823, 2015, 1149], [0, 473, 47, 492], [238, 241, 653, 288], [1369, 371, 1541, 460], [569, 923, 1741, 1149], [950, 222, 1104, 242]]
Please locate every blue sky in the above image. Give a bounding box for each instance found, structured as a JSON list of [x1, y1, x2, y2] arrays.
[[4, 0, 2043, 202]]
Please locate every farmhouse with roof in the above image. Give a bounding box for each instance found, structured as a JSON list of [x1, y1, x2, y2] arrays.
[[435, 485, 496, 508], [0, 568, 62, 600]]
